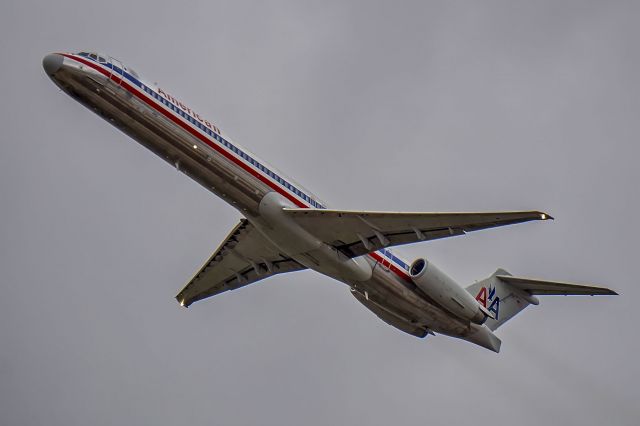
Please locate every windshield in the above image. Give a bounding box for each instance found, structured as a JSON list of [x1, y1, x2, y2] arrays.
[[76, 51, 145, 81], [77, 51, 108, 64]]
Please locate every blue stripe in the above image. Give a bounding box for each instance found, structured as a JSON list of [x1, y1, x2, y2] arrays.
[[80, 54, 411, 274], [380, 249, 409, 270], [80, 53, 320, 208]]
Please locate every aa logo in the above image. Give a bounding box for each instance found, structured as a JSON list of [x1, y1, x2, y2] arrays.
[[475, 286, 500, 320]]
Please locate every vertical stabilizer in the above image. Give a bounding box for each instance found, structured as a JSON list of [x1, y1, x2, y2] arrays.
[[466, 269, 536, 331]]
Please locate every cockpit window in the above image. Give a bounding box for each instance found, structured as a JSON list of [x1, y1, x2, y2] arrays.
[[75, 51, 145, 81]]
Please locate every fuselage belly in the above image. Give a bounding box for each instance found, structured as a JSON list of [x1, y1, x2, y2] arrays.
[[45, 52, 472, 339]]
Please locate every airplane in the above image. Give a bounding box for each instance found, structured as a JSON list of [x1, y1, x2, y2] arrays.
[[42, 51, 617, 352]]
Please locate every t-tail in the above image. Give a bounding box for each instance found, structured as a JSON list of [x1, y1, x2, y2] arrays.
[[460, 269, 617, 351]]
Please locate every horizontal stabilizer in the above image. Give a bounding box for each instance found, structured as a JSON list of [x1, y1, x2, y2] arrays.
[[465, 324, 502, 353], [466, 270, 617, 331], [496, 275, 618, 296]]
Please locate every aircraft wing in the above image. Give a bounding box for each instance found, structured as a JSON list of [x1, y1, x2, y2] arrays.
[[283, 208, 552, 258], [176, 219, 306, 307]]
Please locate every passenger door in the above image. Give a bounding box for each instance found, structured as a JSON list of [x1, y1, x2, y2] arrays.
[[108, 57, 124, 85]]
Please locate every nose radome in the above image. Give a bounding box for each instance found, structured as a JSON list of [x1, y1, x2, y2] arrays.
[[42, 53, 63, 76]]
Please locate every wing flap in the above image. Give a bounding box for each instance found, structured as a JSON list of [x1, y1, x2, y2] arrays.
[[283, 208, 551, 257], [177, 219, 306, 307]]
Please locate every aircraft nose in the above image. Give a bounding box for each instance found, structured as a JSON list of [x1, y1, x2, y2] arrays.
[[42, 53, 63, 76]]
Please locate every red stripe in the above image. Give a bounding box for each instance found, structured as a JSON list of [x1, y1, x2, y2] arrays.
[[368, 251, 412, 283], [60, 53, 412, 281], [61, 53, 306, 208]]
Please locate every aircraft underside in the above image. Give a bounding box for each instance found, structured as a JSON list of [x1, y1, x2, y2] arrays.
[[43, 51, 616, 352]]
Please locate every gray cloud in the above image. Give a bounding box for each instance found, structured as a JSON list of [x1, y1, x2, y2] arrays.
[[1, 1, 638, 425]]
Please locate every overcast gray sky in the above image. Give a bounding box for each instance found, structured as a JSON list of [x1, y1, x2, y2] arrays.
[[1, 1, 639, 425]]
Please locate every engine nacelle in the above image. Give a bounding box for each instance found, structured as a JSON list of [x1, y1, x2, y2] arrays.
[[409, 258, 490, 324]]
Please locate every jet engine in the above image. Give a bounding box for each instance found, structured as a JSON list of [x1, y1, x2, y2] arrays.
[[409, 258, 491, 324]]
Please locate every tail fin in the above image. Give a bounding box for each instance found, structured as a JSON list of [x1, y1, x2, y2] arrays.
[[466, 269, 617, 331]]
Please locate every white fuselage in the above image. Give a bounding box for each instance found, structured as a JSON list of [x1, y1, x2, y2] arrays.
[[44, 52, 475, 339]]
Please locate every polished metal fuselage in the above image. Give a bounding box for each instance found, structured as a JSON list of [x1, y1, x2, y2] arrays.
[[46, 53, 477, 340]]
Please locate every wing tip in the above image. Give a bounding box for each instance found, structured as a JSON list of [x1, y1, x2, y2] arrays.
[[175, 294, 190, 308], [538, 211, 554, 221], [578, 287, 618, 296]]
